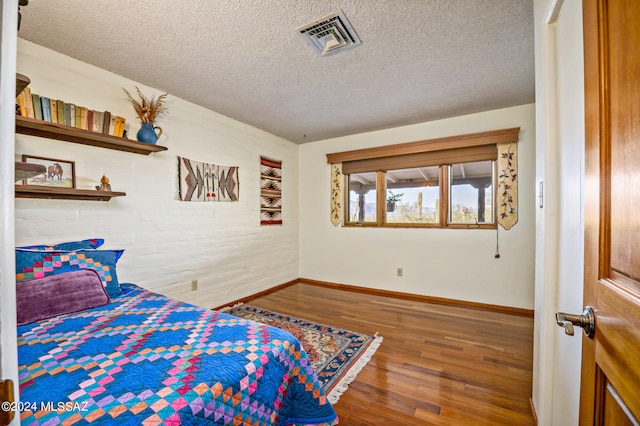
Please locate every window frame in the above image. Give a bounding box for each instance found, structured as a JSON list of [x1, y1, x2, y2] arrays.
[[445, 160, 498, 229], [329, 128, 519, 230], [343, 163, 498, 229]]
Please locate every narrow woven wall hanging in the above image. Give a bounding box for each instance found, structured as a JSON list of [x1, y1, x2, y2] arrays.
[[260, 156, 282, 225]]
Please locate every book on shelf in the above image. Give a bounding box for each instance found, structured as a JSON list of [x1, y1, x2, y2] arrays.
[[49, 99, 58, 123], [16, 91, 27, 117], [41, 96, 51, 122], [32, 93, 43, 121], [114, 116, 127, 137], [114, 116, 121, 136], [108, 116, 116, 136], [63, 103, 71, 126], [92, 111, 104, 133], [75, 105, 82, 128], [16, 88, 34, 118], [102, 111, 111, 135], [79, 106, 88, 130], [69, 104, 76, 127], [24, 87, 34, 119], [87, 109, 93, 132], [56, 100, 65, 125]]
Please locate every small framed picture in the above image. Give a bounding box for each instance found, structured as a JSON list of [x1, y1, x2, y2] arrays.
[[21, 155, 76, 188]]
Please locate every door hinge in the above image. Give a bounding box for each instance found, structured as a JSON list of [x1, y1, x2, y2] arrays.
[[0, 379, 15, 425]]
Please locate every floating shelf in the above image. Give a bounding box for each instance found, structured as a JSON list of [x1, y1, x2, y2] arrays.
[[15, 116, 167, 155], [15, 161, 46, 182], [15, 186, 126, 201]]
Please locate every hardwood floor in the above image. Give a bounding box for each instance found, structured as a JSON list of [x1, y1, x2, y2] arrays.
[[245, 282, 535, 425]]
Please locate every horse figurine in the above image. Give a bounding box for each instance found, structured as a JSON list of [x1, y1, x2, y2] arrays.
[[47, 163, 63, 181]]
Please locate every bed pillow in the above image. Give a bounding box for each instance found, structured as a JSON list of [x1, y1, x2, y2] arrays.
[[16, 269, 110, 325], [16, 248, 124, 297], [18, 238, 105, 251]]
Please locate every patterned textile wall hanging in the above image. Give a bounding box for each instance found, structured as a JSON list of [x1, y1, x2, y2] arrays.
[[497, 142, 518, 230], [177, 156, 239, 202], [330, 163, 343, 226], [260, 156, 282, 225]]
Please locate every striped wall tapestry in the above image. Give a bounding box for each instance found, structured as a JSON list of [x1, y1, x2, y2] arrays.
[[260, 156, 282, 225], [177, 156, 239, 202]]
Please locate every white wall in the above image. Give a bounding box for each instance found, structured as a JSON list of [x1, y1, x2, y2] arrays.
[[532, 0, 585, 424], [14, 39, 299, 308], [299, 104, 536, 309]]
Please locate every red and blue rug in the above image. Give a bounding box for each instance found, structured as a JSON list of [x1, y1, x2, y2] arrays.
[[223, 304, 382, 403]]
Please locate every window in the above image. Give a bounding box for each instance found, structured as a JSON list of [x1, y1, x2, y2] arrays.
[[347, 172, 377, 223], [448, 160, 494, 225], [329, 128, 520, 229], [386, 166, 440, 224]]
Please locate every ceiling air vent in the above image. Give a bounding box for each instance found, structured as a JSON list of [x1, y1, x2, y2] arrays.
[[297, 10, 361, 56]]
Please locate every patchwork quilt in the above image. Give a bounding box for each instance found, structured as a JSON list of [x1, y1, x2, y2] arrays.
[[17, 284, 338, 425]]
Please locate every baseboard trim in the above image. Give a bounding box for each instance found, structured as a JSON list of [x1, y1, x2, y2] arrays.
[[212, 279, 298, 310], [214, 277, 534, 317], [529, 398, 538, 425], [298, 277, 535, 317]]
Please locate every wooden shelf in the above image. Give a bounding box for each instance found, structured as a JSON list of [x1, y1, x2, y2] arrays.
[[15, 161, 45, 182], [15, 186, 126, 201], [15, 116, 167, 155]]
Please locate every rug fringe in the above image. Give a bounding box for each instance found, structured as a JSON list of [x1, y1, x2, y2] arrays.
[[218, 302, 244, 312], [327, 334, 383, 405]]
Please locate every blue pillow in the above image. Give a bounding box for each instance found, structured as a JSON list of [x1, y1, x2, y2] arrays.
[[16, 248, 124, 297], [18, 238, 104, 251]]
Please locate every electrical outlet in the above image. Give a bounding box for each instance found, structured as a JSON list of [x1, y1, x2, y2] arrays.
[[397, 268, 403, 277], [191, 279, 198, 291]]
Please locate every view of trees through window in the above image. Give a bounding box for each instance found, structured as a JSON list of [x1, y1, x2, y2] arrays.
[[386, 166, 439, 224], [346, 161, 495, 227], [348, 172, 377, 222], [449, 161, 494, 224]]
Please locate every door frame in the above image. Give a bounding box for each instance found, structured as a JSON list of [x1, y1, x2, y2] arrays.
[[0, 0, 20, 423]]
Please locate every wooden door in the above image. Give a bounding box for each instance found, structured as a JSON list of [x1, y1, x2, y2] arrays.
[[581, 0, 640, 424]]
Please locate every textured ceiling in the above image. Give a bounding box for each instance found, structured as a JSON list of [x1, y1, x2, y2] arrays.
[[18, 1, 534, 144]]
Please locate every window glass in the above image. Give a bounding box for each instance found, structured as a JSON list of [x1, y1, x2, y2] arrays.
[[347, 172, 377, 222], [386, 166, 440, 224], [449, 161, 494, 224]]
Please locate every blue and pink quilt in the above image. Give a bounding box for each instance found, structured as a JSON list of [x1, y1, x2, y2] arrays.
[[17, 284, 338, 425]]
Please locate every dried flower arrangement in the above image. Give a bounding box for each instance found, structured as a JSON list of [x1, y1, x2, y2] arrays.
[[123, 86, 168, 124]]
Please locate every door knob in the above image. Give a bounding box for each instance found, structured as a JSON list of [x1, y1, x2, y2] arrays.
[[555, 306, 595, 338]]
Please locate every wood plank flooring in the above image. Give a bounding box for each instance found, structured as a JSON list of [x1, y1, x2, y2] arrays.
[[245, 282, 535, 425]]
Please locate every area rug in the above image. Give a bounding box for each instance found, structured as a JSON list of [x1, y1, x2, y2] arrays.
[[222, 304, 382, 404]]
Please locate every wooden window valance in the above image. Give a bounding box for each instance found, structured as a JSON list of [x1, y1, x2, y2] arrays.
[[340, 145, 498, 174], [325, 127, 520, 167]]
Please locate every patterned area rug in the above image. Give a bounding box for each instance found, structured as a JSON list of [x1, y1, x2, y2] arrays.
[[222, 304, 382, 404]]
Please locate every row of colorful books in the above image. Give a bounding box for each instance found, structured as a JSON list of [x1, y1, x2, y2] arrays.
[[16, 87, 127, 138]]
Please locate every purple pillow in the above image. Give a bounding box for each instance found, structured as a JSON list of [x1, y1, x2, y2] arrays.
[[16, 269, 110, 325]]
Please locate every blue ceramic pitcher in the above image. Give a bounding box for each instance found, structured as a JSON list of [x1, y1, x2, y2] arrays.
[[136, 122, 163, 144]]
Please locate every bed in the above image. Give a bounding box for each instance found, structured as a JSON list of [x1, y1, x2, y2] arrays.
[[15, 242, 338, 425]]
